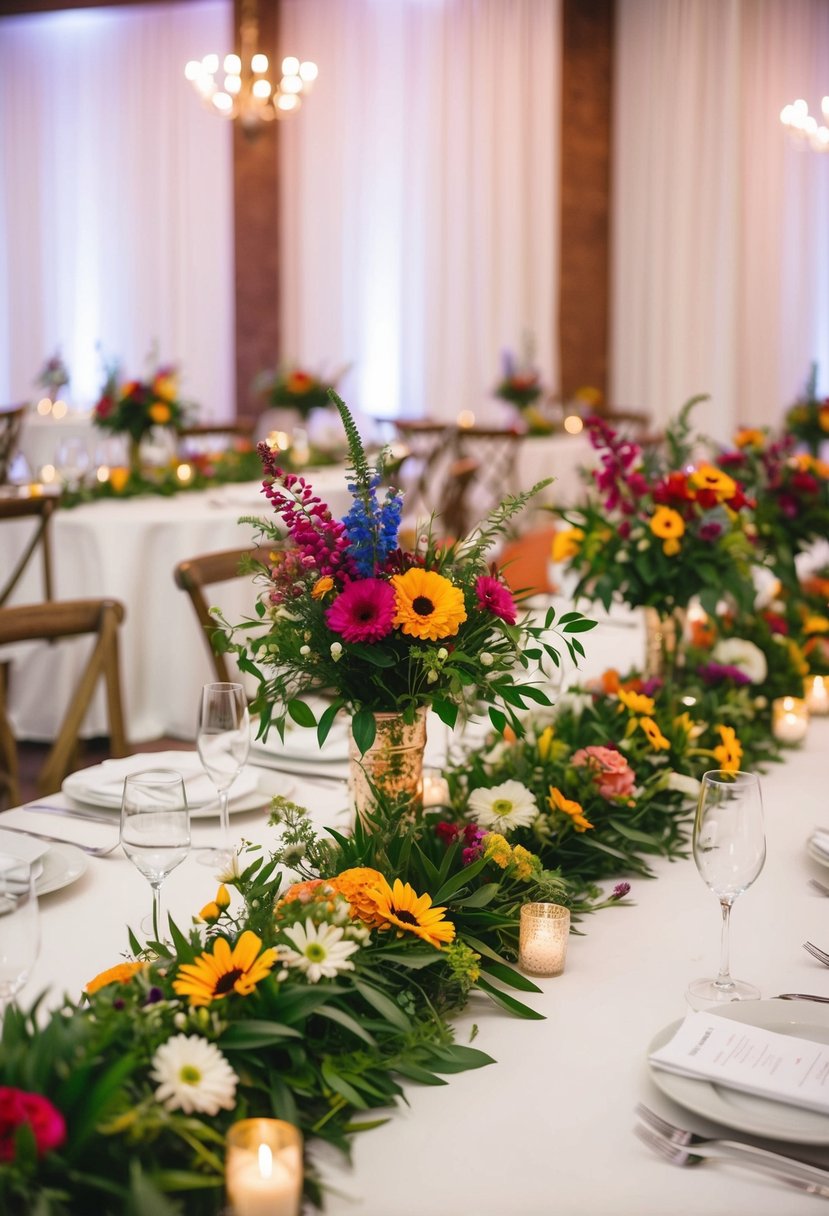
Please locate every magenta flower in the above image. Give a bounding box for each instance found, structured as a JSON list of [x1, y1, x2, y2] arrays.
[[475, 575, 516, 625], [325, 579, 396, 643], [0, 1088, 65, 1161]]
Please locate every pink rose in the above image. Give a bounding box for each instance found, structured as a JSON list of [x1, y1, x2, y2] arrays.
[[0, 1088, 66, 1161], [571, 745, 635, 800]]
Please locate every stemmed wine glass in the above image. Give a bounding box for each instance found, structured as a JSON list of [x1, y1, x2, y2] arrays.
[[196, 682, 250, 867], [0, 858, 40, 1015], [687, 769, 766, 1005], [120, 769, 191, 941]]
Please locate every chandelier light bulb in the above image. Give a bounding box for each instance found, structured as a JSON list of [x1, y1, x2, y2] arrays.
[[251, 52, 269, 74], [223, 53, 241, 74], [212, 92, 233, 113], [281, 74, 302, 94], [276, 93, 300, 112], [299, 60, 318, 83], [823, 96, 829, 120], [252, 78, 272, 99], [184, 60, 202, 81], [225, 74, 242, 95], [202, 53, 219, 75], [780, 95, 829, 151], [281, 55, 300, 75]]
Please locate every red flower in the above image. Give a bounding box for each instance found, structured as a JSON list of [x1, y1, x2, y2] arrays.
[[95, 395, 114, 419], [435, 821, 460, 844], [326, 579, 396, 642], [474, 575, 516, 625], [0, 1088, 65, 1161], [652, 472, 693, 505]]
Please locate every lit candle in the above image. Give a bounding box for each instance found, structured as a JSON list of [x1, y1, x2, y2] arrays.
[[176, 461, 193, 485], [563, 414, 584, 435], [771, 695, 809, 743], [456, 410, 475, 429], [226, 1118, 302, 1216], [519, 902, 570, 977], [804, 675, 829, 716], [421, 770, 450, 808]]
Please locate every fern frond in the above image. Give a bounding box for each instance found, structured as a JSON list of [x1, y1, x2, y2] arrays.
[[329, 389, 371, 493]]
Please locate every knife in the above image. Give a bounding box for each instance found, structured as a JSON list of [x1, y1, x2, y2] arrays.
[[775, 993, 829, 1003], [23, 803, 116, 826]]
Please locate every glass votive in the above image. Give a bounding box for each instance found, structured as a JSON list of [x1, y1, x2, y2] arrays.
[[421, 768, 450, 808], [519, 902, 570, 977], [771, 695, 809, 743], [804, 675, 829, 716], [226, 1118, 303, 1216]]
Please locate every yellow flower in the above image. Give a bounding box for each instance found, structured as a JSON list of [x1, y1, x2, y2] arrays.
[[109, 467, 129, 493], [216, 884, 231, 909], [537, 725, 555, 761], [820, 404, 829, 433], [673, 711, 695, 737], [149, 402, 172, 424], [787, 640, 809, 678], [199, 901, 222, 923], [510, 844, 538, 881], [733, 428, 766, 450], [649, 507, 685, 540], [311, 575, 334, 600], [638, 716, 671, 750], [804, 614, 829, 635], [330, 866, 387, 928], [551, 527, 584, 563], [391, 568, 467, 641], [618, 688, 655, 716], [152, 372, 178, 401], [690, 464, 737, 499], [173, 931, 276, 1006], [713, 724, 743, 773], [547, 786, 594, 832], [483, 832, 512, 869], [371, 877, 455, 948], [663, 537, 681, 556], [85, 960, 147, 995]]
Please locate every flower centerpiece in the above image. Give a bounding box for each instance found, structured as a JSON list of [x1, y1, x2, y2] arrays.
[[93, 358, 187, 477], [256, 364, 342, 420], [33, 350, 69, 401], [553, 398, 758, 676], [220, 394, 594, 819], [784, 363, 829, 458], [492, 335, 552, 432]]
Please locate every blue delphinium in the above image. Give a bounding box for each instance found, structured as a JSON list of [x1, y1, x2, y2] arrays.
[[342, 473, 402, 576]]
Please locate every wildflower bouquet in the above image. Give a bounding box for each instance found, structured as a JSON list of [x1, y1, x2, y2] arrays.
[[800, 567, 829, 675], [493, 336, 545, 411], [93, 360, 187, 444], [554, 399, 758, 615], [33, 350, 69, 395], [683, 596, 809, 704], [221, 395, 594, 755], [784, 363, 829, 457], [258, 365, 341, 419]]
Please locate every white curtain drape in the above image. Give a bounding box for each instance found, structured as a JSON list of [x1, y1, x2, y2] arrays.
[[279, 0, 560, 424], [0, 1, 234, 417], [611, 0, 829, 440]]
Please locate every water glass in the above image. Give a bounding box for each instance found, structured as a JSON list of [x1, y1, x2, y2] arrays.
[[0, 858, 40, 1014], [120, 769, 190, 941], [196, 682, 250, 867]]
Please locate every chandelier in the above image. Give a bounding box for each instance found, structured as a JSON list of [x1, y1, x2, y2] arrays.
[[185, 0, 317, 133], [780, 97, 829, 151]]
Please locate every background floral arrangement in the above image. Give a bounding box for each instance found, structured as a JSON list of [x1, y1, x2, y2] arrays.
[[493, 336, 544, 410], [554, 399, 758, 615], [93, 359, 188, 443], [221, 394, 595, 755], [33, 351, 69, 396], [257, 365, 342, 420], [784, 363, 829, 458]]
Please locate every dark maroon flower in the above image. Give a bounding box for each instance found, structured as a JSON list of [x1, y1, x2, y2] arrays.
[[0, 1088, 66, 1162], [698, 521, 723, 542], [435, 821, 460, 845], [697, 662, 751, 686]]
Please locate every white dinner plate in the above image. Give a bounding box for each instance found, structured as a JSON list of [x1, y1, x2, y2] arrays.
[[250, 713, 350, 764], [36, 842, 88, 897], [647, 1000, 829, 1144], [807, 833, 829, 870], [62, 752, 261, 813]]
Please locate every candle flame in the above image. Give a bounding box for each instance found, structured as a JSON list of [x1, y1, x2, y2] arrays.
[[258, 1142, 273, 1179]]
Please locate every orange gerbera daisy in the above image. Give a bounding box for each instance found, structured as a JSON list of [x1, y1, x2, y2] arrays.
[[618, 688, 656, 716], [173, 931, 276, 1007], [638, 716, 671, 750], [370, 877, 455, 948], [148, 402, 172, 425], [690, 464, 737, 499], [713, 724, 743, 772], [391, 568, 467, 641], [331, 866, 387, 928], [85, 960, 147, 995], [547, 785, 594, 832], [649, 507, 685, 542], [733, 428, 766, 450]]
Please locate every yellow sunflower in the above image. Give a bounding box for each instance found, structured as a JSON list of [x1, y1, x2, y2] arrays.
[[713, 724, 743, 773], [649, 507, 685, 541], [173, 930, 276, 1006], [618, 688, 656, 716], [690, 464, 737, 499], [370, 877, 455, 949], [331, 866, 387, 927], [391, 568, 467, 641], [551, 527, 584, 563], [547, 786, 594, 832], [85, 960, 147, 995], [638, 716, 671, 750]]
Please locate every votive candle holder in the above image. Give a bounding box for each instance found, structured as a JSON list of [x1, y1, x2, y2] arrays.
[[804, 675, 829, 716], [225, 1118, 303, 1216], [519, 902, 570, 977], [771, 695, 809, 744]]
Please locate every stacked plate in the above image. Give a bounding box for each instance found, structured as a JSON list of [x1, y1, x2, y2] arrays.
[[249, 713, 350, 778], [0, 826, 87, 896], [61, 751, 263, 819], [807, 829, 829, 869]]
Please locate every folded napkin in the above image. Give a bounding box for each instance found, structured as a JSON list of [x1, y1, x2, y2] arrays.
[[62, 752, 259, 809], [0, 829, 50, 880], [649, 1010, 829, 1115]]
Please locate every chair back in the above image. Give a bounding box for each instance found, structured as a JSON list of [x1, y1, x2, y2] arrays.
[[454, 426, 522, 517], [0, 494, 56, 607], [393, 419, 457, 522], [436, 457, 479, 540], [177, 420, 255, 457], [174, 545, 273, 683], [0, 597, 128, 805], [0, 404, 26, 485]]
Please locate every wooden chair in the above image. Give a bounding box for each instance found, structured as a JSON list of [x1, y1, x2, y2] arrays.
[[454, 426, 522, 517], [0, 494, 56, 607], [393, 420, 456, 521], [0, 598, 128, 806], [436, 457, 479, 540], [177, 420, 255, 457], [174, 545, 273, 683], [0, 404, 27, 485]]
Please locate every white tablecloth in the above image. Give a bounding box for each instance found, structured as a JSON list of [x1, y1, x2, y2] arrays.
[[3, 615, 829, 1214], [18, 408, 97, 478], [514, 431, 596, 506], [2, 471, 353, 741]]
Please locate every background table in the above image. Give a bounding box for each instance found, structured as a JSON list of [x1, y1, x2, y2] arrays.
[[514, 431, 596, 506]]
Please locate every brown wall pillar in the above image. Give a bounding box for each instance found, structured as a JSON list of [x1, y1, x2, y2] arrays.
[[232, 0, 281, 418], [559, 0, 614, 402]]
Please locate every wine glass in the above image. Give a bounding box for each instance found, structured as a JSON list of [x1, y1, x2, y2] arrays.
[[55, 437, 90, 491], [0, 858, 40, 1015], [196, 682, 250, 867], [687, 769, 766, 1005], [120, 769, 190, 941]]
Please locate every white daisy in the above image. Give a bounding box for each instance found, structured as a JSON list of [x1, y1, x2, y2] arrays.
[[711, 638, 768, 684], [214, 851, 243, 884], [280, 920, 360, 983], [151, 1034, 237, 1116], [467, 780, 538, 832], [665, 772, 701, 798]]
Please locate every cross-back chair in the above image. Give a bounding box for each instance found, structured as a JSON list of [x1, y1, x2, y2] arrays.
[[0, 404, 27, 485], [177, 420, 255, 456], [0, 494, 56, 607], [0, 598, 128, 807], [393, 419, 458, 526], [454, 426, 522, 517], [174, 545, 273, 684]]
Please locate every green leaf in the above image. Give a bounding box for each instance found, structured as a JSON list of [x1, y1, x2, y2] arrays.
[[433, 855, 487, 903], [431, 697, 458, 729], [480, 960, 543, 992], [475, 976, 545, 1019], [423, 1044, 495, 1072], [315, 1004, 377, 1045], [317, 699, 343, 746], [488, 706, 507, 734], [287, 698, 317, 727], [220, 1020, 303, 1049], [392, 1061, 448, 1086], [453, 882, 500, 908], [352, 978, 412, 1032], [562, 618, 597, 633], [351, 709, 377, 755], [321, 1060, 368, 1108]]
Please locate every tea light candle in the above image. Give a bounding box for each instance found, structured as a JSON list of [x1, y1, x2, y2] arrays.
[[771, 695, 809, 743], [226, 1118, 302, 1216], [456, 410, 475, 429], [804, 675, 829, 716], [518, 902, 570, 977], [176, 461, 193, 485], [421, 770, 450, 808]]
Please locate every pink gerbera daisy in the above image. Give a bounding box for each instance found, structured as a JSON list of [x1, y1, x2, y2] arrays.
[[326, 579, 396, 643], [474, 575, 516, 625]]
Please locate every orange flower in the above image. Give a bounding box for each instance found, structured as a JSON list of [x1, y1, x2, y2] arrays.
[[330, 867, 387, 928], [690, 617, 716, 647], [649, 507, 685, 541], [86, 961, 147, 995], [286, 370, 314, 394], [690, 464, 737, 500], [600, 668, 621, 694], [713, 724, 742, 772], [312, 576, 334, 600], [149, 402, 171, 425], [820, 405, 829, 433], [638, 716, 671, 750], [547, 785, 594, 832], [551, 527, 584, 563], [733, 428, 766, 449]]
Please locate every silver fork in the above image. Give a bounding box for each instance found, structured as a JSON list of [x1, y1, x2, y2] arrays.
[[804, 941, 829, 966], [636, 1103, 829, 1185], [0, 823, 119, 857], [809, 878, 829, 898], [634, 1125, 829, 1196]]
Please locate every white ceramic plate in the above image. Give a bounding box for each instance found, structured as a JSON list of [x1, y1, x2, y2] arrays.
[[807, 835, 829, 870], [250, 714, 350, 764], [647, 1000, 829, 1144], [36, 842, 88, 896], [62, 752, 261, 813]]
